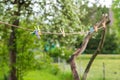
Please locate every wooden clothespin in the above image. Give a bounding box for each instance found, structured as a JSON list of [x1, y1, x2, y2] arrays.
[[102, 13, 108, 18], [60, 28, 65, 37], [93, 24, 98, 32], [102, 21, 106, 28]]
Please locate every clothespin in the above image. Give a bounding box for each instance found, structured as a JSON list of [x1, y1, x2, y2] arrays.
[[105, 13, 108, 17], [34, 26, 41, 39], [102, 21, 106, 28], [36, 26, 42, 35], [89, 26, 94, 33], [60, 28, 65, 37], [94, 25, 98, 32]]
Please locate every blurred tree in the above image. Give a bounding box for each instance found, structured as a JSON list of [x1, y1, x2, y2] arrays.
[[0, 0, 45, 80], [0, 0, 86, 79], [85, 3, 120, 54], [0, 0, 117, 79], [112, 0, 120, 53]]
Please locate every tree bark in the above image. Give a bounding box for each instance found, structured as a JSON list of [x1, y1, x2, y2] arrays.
[[8, 0, 21, 80], [69, 15, 109, 80], [70, 56, 80, 80], [82, 28, 106, 80], [8, 20, 19, 80], [69, 33, 92, 80]]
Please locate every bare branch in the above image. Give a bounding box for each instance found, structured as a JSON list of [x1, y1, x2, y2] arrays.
[[69, 15, 110, 80], [82, 28, 106, 80]]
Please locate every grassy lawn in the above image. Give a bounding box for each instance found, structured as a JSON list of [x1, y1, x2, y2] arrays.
[[23, 70, 73, 80], [76, 54, 120, 80], [23, 54, 120, 80], [23, 70, 60, 80], [86, 59, 120, 80], [0, 55, 120, 80]]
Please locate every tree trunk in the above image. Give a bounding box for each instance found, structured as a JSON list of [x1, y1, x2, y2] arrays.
[[8, 0, 22, 79], [70, 55, 80, 80], [69, 15, 109, 80], [9, 20, 19, 80], [69, 33, 92, 80], [82, 28, 106, 80]]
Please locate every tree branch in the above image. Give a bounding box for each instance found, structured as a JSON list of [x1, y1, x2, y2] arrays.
[[69, 33, 92, 80], [82, 28, 106, 80], [69, 15, 110, 80]]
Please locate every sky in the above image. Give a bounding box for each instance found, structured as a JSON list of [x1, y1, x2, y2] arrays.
[[89, 0, 113, 7]]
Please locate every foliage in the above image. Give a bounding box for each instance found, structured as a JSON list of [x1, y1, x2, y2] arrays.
[[112, 0, 120, 53], [48, 47, 74, 61], [23, 55, 120, 80], [85, 28, 119, 54], [101, 33, 118, 54], [0, 0, 119, 80]]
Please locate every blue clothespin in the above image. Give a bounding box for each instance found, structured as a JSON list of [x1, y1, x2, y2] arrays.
[[34, 26, 41, 39], [89, 26, 94, 33]]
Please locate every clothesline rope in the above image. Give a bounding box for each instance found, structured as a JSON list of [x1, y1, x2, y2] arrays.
[[0, 20, 103, 35]]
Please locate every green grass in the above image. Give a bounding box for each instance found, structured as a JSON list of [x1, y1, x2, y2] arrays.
[[76, 54, 120, 80], [78, 59, 120, 80], [23, 70, 60, 80], [78, 54, 120, 59], [23, 55, 120, 80], [0, 55, 120, 80], [23, 70, 73, 80]]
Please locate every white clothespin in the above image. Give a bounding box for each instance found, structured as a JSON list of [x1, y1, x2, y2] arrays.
[[60, 28, 65, 37]]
